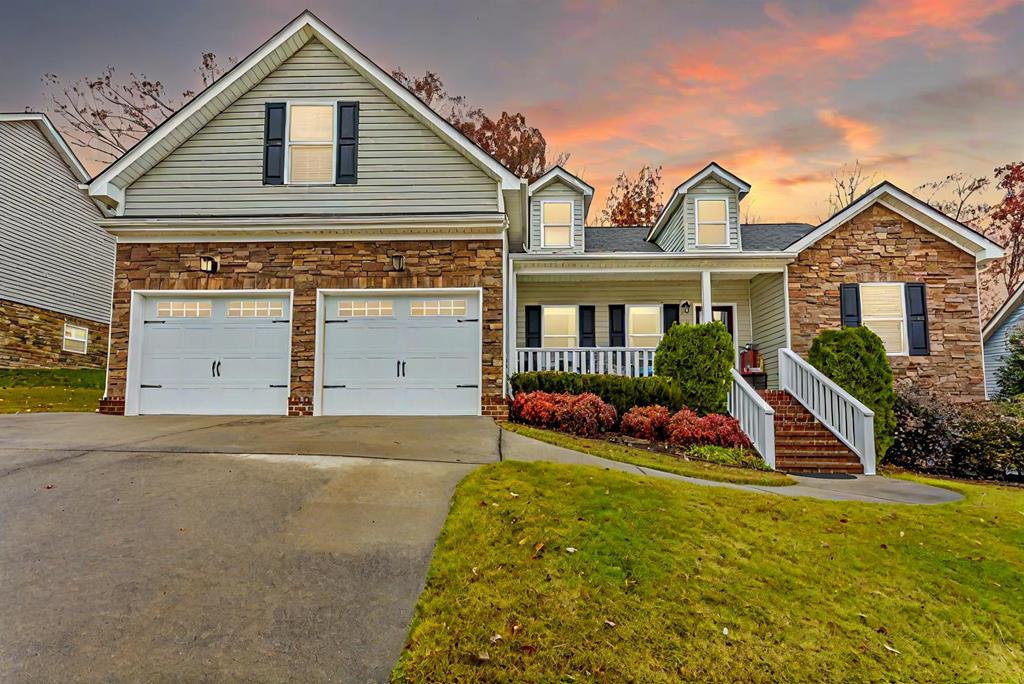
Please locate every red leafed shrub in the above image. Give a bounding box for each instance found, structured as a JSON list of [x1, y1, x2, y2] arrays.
[[620, 405, 672, 441], [666, 409, 751, 448], [511, 391, 616, 437]]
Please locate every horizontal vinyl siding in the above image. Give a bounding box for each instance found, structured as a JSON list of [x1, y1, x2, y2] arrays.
[[529, 181, 584, 253], [654, 178, 741, 253], [0, 122, 112, 323], [516, 278, 753, 352], [984, 304, 1024, 397], [749, 272, 787, 387], [124, 39, 499, 216]]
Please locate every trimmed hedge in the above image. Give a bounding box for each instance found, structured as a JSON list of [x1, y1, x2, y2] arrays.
[[808, 326, 896, 461], [509, 371, 687, 418], [510, 391, 617, 437], [620, 405, 672, 441], [653, 322, 734, 414]]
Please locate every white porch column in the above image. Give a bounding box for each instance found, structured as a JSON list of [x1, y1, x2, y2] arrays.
[[700, 270, 713, 323], [507, 268, 518, 379]]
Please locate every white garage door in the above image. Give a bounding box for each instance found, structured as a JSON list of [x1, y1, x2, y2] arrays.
[[321, 293, 481, 415], [137, 295, 291, 415]]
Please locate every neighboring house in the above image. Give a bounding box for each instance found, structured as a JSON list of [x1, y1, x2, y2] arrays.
[[983, 286, 1024, 397], [86, 12, 1003, 475], [0, 113, 112, 369]]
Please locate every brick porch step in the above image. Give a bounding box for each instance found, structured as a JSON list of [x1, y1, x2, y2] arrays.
[[760, 390, 864, 475]]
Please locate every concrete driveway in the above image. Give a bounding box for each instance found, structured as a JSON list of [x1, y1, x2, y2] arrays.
[[0, 413, 500, 682]]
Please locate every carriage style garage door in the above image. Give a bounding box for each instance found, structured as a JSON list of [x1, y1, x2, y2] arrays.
[[135, 294, 291, 415], [320, 292, 481, 416]]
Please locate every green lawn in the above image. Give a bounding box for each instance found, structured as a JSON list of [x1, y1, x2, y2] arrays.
[[501, 422, 795, 487], [0, 368, 103, 414], [394, 461, 1024, 682]]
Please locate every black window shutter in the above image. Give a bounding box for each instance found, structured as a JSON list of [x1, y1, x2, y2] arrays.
[[336, 101, 359, 184], [662, 303, 679, 333], [579, 306, 596, 347], [905, 283, 930, 356], [525, 306, 541, 348], [263, 102, 286, 185], [609, 305, 626, 347], [840, 284, 861, 328]]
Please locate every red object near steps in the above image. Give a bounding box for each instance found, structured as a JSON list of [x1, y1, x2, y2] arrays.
[[760, 390, 864, 474]]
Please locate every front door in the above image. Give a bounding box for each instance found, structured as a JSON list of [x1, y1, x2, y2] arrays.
[[696, 305, 735, 339]]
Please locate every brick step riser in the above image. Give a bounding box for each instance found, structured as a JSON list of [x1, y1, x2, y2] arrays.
[[777, 450, 859, 460]]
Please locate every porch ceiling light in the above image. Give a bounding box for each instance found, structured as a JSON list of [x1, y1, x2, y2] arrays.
[[199, 255, 219, 274], [391, 253, 407, 271]]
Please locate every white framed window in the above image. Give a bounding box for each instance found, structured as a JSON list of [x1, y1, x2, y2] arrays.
[[338, 300, 393, 317], [62, 323, 88, 354], [541, 201, 573, 247], [627, 305, 662, 348], [227, 300, 285, 318], [286, 103, 335, 184], [861, 283, 907, 355], [695, 198, 729, 246], [411, 299, 468, 317], [542, 306, 577, 348], [157, 301, 213, 318]]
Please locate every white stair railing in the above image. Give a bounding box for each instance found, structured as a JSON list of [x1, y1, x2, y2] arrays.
[[727, 368, 776, 469], [778, 348, 876, 475], [516, 348, 656, 377]]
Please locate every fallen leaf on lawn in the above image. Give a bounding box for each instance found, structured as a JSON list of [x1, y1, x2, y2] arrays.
[[840, 518, 848, 524], [518, 538, 527, 545], [876, 625, 889, 635], [880, 543, 888, 549], [858, 613, 869, 622], [44, 484, 55, 490], [565, 547, 577, 553], [512, 623, 522, 634], [510, 491, 520, 498], [477, 651, 491, 662], [604, 620, 616, 628], [532, 543, 545, 559], [472, 566, 478, 576], [723, 627, 729, 636], [490, 634, 502, 644], [883, 644, 901, 655], [899, 530, 905, 538], [520, 644, 536, 654]]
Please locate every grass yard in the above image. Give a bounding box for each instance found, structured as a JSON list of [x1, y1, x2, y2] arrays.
[[394, 461, 1024, 682], [0, 368, 104, 414], [501, 421, 795, 487]]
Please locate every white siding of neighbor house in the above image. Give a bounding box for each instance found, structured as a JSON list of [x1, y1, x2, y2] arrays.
[[985, 302, 1024, 397], [749, 272, 787, 387], [516, 278, 753, 353], [0, 121, 112, 323], [123, 38, 500, 216], [654, 178, 741, 253], [529, 179, 585, 253]]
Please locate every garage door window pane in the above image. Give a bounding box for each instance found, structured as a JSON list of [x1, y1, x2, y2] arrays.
[[339, 300, 393, 317], [411, 299, 468, 317], [62, 323, 88, 354], [157, 301, 212, 318], [542, 306, 577, 348], [228, 300, 285, 318]]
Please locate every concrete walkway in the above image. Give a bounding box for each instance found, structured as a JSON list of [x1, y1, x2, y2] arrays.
[[501, 429, 963, 505]]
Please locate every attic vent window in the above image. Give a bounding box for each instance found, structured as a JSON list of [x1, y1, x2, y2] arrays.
[[695, 198, 729, 246], [541, 201, 573, 247], [288, 104, 335, 184]]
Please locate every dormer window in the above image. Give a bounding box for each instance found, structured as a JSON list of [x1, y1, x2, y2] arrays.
[[695, 198, 729, 246], [287, 104, 335, 184], [541, 201, 573, 247]]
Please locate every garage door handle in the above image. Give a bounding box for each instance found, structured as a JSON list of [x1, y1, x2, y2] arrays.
[[396, 360, 401, 377], [326, 320, 349, 324], [457, 318, 478, 323], [143, 320, 165, 324], [272, 319, 291, 324], [140, 384, 162, 388], [402, 361, 406, 377], [211, 360, 216, 378], [456, 384, 478, 388], [269, 384, 287, 388], [216, 361, 222, 377], [323, 385, 346, 389]]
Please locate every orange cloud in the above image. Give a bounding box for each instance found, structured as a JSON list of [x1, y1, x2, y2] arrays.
[[817, 109, 881, 152]]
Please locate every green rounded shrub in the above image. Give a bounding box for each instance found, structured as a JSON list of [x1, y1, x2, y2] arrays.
[[807, 327, 896, 460], [653, 322, 734, 414]]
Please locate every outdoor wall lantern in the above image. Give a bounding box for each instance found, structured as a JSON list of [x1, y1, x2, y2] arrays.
[[681, 300, 691, 315], [199, 255, 219, 274], [391, 254, 407, 271]]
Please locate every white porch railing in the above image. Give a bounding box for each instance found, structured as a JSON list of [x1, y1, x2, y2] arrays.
[[778, 348, 876, 475], [727, 368, 776, 469], [516, 348, 657, 377]]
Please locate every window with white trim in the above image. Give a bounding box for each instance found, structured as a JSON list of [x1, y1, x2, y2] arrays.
[[542, 306, 577, 348], [410, 299, 467, 317], [338, 300, 392, 317], [227, 300, 285, 318], [541, 201, 573, 247], [861, 283, 907, 355], [287, 104, 334, 184], [157, 301, 213, 318], [627, 305, 662, 347], [62, 323, 88, 354], [695, 198, 729, 246]]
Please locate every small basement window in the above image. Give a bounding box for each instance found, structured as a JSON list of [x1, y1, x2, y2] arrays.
[[695, 198, 729, 246], [542, 306, 577, 348], [861, 283, 907, 355], [287, 104, 335, 184], [62, 323, 88, 354], [541, 201, 573, 247]]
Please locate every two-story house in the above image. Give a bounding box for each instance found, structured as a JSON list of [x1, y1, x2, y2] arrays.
[[86, 12, 1003, 475]]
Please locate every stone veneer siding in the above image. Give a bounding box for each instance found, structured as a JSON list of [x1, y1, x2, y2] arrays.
[[100, 240, 506, 417], [1, 298, 108, 369], [788, 204, 985, 400]]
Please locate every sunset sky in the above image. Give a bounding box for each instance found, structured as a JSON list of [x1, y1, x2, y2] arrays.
[[2, 0, 1023, 222]]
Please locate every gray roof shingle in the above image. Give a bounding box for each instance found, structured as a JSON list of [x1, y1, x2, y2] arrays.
[[581, 224, 815, 254], [739, 223, 815, 251], [583, 226, 662, 253]]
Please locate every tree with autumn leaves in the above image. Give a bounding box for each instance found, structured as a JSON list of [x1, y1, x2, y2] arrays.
[[598, 165, 666, 226]]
